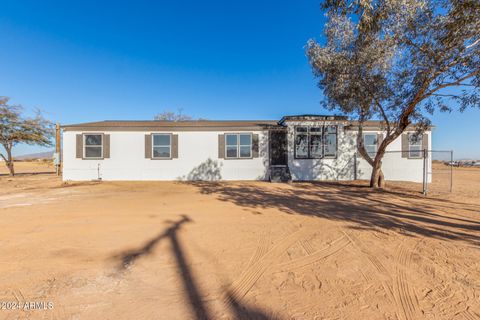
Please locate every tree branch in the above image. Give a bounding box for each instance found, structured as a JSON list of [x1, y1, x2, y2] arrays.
[[467, 38, 480, 49], [422, 69, 480, 99], [427, 50, 478, 83], [449, 83, 476, 87], [361, 80, 391, 134], [430, 93, 460, 98], [394, 72, 434, 136], [404, 37, 433, 57], [356, 110, 375, 167], [372, 95, 391, 134]]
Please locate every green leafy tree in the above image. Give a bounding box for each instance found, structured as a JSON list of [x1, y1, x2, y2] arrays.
[[0, 97, 53, 176], [307, 0, 480, 187]]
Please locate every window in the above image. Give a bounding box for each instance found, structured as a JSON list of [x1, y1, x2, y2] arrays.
[[408, 134, 423, 158], [239, 134, 252, 158], [324, 126, 337, 157], [84, 134, 103, 158], [309, 127, 323, 158], [152, 134, 171, 159], [225, 133, 252, 159], [294, 126, 337, 159], [364, 133, 378, 157], [295, 127, 309, 158]]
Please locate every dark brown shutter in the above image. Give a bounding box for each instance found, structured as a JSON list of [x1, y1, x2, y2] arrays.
[[252, 134, 259, 158], [145, 134, 152, 159], [218, 134, 225, 159], [401, 134, 409, 158], [76, 134, 83, 158], [103, 134, 110, 158], [422, 133, 429, 152], [172, 134, 178, 159]]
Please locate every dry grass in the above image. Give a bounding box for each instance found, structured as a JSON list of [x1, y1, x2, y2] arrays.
[[0, 162, 479, 319]]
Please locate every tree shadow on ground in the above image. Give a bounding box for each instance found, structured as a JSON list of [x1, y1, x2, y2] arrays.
[[113, 215, 276, 320], [178, 158, 223, 181], [225, 290, 278, 320], [185, 181, 480, 246]]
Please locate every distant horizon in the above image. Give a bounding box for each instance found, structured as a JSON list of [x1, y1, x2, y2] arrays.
[[11, 148, 479, 161], [3, 105, 480, 160], [1, 1, 479, 159]]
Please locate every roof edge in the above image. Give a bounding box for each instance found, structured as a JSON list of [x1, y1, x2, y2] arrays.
[[62, 119, 280, 128], [278, 115, 348, 125]]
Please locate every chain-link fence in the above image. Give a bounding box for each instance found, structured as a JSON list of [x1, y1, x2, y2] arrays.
[[354, 149, 453, 195], [427, 150, 454, 195]]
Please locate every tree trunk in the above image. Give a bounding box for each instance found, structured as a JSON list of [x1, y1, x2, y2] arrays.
[[7, 161, 15, 176], [4, 146, 15, 176], [356, 118, 385, 188], [370, 140, 388, 188], [370, 159, 385, 188]]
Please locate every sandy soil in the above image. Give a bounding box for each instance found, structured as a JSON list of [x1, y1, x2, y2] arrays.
[[0, 162, 479, 319], [387, 162, 480, 205]]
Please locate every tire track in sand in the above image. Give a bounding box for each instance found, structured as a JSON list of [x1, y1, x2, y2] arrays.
[[344, 231, 422, 319], [273, 235, 350, 273], [394, 243, 422, 320], [244, 230, 271, 270], [300, 239, 316, 255], [342, 231, 396, 303], [460, 309, 480, 320], [228, 226, 317, 300]]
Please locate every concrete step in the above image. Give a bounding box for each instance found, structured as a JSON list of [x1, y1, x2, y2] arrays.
[[269, 166, 291, 183]]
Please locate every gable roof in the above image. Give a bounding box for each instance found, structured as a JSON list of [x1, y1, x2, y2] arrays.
[[62, 120, 281, 131], [62, 116, 433, 132]]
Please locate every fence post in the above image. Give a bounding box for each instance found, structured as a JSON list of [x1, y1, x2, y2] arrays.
[[450, 150, 453, 193], [55, 123, 61, 176], [353, 153, 357, 180], [422, 148, 428, 195]]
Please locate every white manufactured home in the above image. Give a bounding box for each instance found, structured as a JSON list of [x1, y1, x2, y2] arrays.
[[62, 115, 432, 182]]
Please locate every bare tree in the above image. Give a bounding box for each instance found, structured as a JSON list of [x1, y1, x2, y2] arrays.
[[307, 0, 480, 188], [154, 108, 194, 121], [0, 97, 53, 176]]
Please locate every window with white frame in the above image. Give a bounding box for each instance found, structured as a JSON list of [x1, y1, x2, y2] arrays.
[[363, 133, 378, 157], [225, 133, 252, 159], [408, 134, 423, 158], [84, 134, 103, 158], [294, 125, 337, 159], [152, 134, 171, 159]]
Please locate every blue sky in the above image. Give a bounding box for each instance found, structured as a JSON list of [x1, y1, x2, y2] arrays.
[[0, 0, 478, 159]]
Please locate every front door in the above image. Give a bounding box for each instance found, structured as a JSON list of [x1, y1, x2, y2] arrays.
[[270, 130, 288, 166]]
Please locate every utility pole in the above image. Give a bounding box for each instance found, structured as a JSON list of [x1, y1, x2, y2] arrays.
[[55, 123, 61, 176]]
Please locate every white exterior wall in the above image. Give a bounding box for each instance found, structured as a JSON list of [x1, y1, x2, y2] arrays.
[[63, 123, 432, 183], [62, 130, 269, 181], [355, 130, 432, 183], [285, 121, 432, 183], [286, 121, 356, 181]]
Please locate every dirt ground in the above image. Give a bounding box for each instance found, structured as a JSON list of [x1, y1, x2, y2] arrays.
[[0, 161, 479, 320]]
